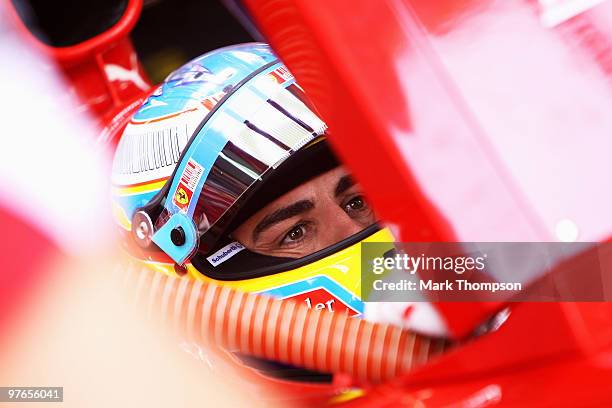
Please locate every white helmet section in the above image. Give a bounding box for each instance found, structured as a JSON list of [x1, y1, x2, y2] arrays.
[[111, 108, 203, 187]]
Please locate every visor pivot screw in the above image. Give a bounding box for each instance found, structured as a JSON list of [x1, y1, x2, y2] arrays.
[[132, 211, 154, 249], [171, 227, 186, 246], [136, 222, 149, 240]]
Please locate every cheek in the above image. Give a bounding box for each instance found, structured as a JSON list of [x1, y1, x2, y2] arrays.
[[362, 209, 377, 226], [230, 223, 253, 247], [275, 243, 319, 259]]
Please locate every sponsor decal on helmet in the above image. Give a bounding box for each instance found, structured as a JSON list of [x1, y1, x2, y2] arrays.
[[172, 158, 204, 211], [268, 66, 293, 84], [289, 288, 360, 316], [174, 187, 189, 206], [206, 241, 246, 266], [262, 276, 364, 317]]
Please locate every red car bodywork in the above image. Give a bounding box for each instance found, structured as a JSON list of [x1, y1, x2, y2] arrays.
[[245, 0, 612, 406]]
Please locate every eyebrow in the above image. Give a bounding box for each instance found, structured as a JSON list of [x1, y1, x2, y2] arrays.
[[334, 175, 356, 197], [253, 199, 314, 242]]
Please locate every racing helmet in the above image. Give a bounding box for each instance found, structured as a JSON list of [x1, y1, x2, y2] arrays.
[[111, 43, 394, 317]]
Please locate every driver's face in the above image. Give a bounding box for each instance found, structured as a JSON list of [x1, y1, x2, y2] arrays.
[[232, 167, 376, 258]]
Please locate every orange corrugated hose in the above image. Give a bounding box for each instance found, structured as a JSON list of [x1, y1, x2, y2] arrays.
[[123, 262, 448, 383]]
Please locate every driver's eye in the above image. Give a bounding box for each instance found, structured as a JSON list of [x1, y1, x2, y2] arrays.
[[281, 224, 306, 245], [345, 195, 365, 213]]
